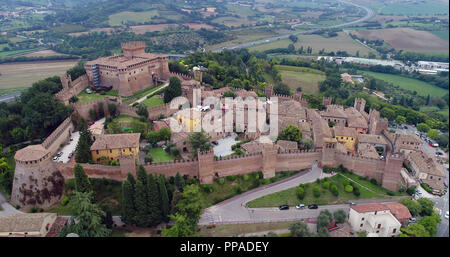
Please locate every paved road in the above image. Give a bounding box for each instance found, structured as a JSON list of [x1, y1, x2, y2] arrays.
[[199, 163, 324, 225], [0, 191, 22, 218], [212, 0, 375, 53], [0, 92, 22, 103]]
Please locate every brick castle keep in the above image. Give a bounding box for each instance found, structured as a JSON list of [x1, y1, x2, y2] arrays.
[[84, 42, 170, 97]]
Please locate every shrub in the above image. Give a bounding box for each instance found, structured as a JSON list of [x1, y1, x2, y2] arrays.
[[330, 185, 339, 196], [201, 184, 213, 193], [345, 185, 353, 193], [313, 186, 321, 197], [322, 182, 330, 189], [370, 178, 378, 186], [387, 191, 395, 196], [30, 206, 38, 213], [342, 179, 350, 186], [333, 209, 347, 224], [421, 183, 433, 194], [297, 186, 306, 200], [406, 187, 416, 196], [61, 196, 69, 206], [353, 186, 360, 196]]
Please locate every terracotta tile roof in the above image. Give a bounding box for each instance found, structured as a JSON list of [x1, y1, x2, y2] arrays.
[[351, 203, 389, 213], [276, 140, 298, 151], [0, 213, 56, 233], [333, 126, 357, 138], [90, 133, 140, 151], [278, 100, 307, 119], [298, 121, 311, 132], [357, 143, 379, 159], [384, 203, 412, 220], [357, 134, 387, 145], [14, 145, 50, 162], [408, 151, 445, 177], [320, 105, 348, 119], [171, 132, 188, 144], [46, 216, 68, 237], [312, 117, 332, 147], [345, 107, 368, 129], [421, 178, 446, 191]]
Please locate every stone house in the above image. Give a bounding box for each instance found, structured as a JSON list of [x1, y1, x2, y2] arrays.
[[349, 204, 402, 237], [90, 133, 140, 163], [407, 151, 446, 195], [0, 213, 60, 237]]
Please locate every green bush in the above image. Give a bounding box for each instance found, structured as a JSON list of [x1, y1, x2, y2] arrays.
[[406, 187, 416, 196], [30, 206, 38, 213], [421, 183, 433, 194], [61, 196, 69, 206], [353, 186, 360, 196], [333, 209, 347, 224], [330, 184, 338, 196], [345, 185, 353, 193], [322, 182, 330, 189], [342, 179, 350, 186], [313, 186, 321, 197], [370, 179, 378, 186], [297, 186, 305, 200]]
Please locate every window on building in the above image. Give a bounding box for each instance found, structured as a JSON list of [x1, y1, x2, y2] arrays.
[[360, 224, 363, 227], [376, 230, 379, 233], [377, 224, 381, 229], [110, 149, 112, 153], [96, 150, 99, 154], [393, 228, 396, 233], [361, 217, 365, 221]]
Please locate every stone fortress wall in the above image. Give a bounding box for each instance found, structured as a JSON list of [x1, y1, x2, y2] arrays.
[[55, 74, 89, 105]]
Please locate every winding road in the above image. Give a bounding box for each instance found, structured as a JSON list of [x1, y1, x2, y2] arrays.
[[212, 0, 375, 53]]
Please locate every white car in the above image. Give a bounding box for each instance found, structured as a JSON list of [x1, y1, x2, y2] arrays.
[[445, 211, 449, 219], [52, 156, 58, 161], [295, 204, 305, 209]]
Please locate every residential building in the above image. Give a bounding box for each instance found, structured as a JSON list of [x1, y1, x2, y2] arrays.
[[0, 213, 60, 237], [332, 126, 357, 152], [407, 151, 446, 195], [349, 204, 402, 237], [90, 133, 140, 163], [357, 134, 388, 156], [176, 108, 202, 132]]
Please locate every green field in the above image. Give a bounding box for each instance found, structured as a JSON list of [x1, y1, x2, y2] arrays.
[[248, 32, 376, 56], [122, 83, 166, 105], [374, 1, 448, 16], [148, 147, 175, 163], [108, 10, 159, 26], [276, 65, 325, 94], [142, 95, 164, 108], [248, 171, 407, 208], [430, 30, 449, 42], [360, 71, 448, 97]]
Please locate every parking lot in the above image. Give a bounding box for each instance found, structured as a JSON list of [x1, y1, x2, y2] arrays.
[[52, 131, 80, 163]]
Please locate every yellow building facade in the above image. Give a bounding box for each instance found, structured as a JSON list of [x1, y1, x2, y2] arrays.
[[177, 108, 201, 132], [90, 133, 140, 163], [333, 127, 357, 152]]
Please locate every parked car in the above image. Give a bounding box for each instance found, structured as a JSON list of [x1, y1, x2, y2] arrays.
[[408, 217, 417, 223], [85, 88, 92, 94], [279, 205, 289, 210], [57, 152, 63, 157], [404, 126, 408, 129], [308, 204, 318, 209], [70, 138, 73, 141], [295, 204, 305, 209], [53, 156, 58, 161], [349, 202, 356, 206], [445, 211, 449, 219]]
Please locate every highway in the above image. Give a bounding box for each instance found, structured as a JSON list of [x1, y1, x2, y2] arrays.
[[212, 0, 375, 53]]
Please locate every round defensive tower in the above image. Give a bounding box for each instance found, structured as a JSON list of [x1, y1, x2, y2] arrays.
[[11, 145, 65, 210]]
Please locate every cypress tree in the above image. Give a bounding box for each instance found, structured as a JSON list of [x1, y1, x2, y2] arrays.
[[74, 164, 91, 193], [147, 174, 162, 226], [159, 175, 170, 222], [137, 165, 147, 186], [127, 172, 136, 186], [121, 179, 136, 225], [174, 172, 185, 191], [133, 180, 151, 227]]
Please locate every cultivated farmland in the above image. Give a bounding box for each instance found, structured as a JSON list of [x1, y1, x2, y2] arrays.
[[108, 10, 159, 26], [360, 71, 448, 97], [276, 65, 325, 95], [0, 60, 78, 95], [351, 28, 449, 53]]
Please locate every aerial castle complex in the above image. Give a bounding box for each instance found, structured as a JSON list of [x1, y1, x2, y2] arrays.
[[84, 42, 170, 97]]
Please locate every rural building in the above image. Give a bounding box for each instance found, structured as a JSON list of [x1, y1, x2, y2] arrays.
[[90, 133, 140, 163], [332, 126, 357, 152], [407, 151, 446, 195], [349, 204, 402, 237], [84, 41, 170, 97]]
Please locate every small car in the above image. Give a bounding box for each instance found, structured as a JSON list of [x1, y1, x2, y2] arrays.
[[53, 156, 58, 161], [349, 202, 356, 206], [445, 211, 449, 219], [308, 204, 318, 209], [57, 152, 63, 157], [295, 204, 305, 209], [408, 218, 417, 223], [279, 205, 289, 210]]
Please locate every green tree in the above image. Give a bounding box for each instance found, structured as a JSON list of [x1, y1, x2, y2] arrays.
[[59, 191, 111, 237], [401, 223, 430, 237], [162, 214, 195, 237], [159, 127, 172, 142], [317, 210, 332, 232], [147, 174, 162, 226], [418, 212, 441, 237], [417, 198, 434, 216], [188, 131, 211, 157], [417, 123, 430, 133], [426, 129, 439, 140], [301, 138, 314, 150], [176, 184, 203, 230], [134, 180, 151, 227], [121, 177, 136, 225], [164, 77, 182, 103], [333, 209, 347, 224], [159, 175, 170, 222], [74, 164, 92, 193], [380, 107, 396, 121], [399, 199, 422, 217], [313, 185, 321, 197], [289, 221, 310, 237], [395, 115, 406, 125], [75, 119, 93, 163], [278, 124, 302, 142], [136, 104, 148, 119], [174, 172, 185, 191], [147, 131, 161, 144]]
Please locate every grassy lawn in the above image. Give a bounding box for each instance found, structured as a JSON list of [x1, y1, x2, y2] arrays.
[[122, 83, 166, 105], [276, 65, 325, 94], [142, 95, 164, 108], [359, 71, 448, 97], [247, 174, 391, 208], [77, 90, 119, 103], [149, 147, 175, 163], [109, 10, 159, 26], [430, 30, 449, 42], [199, 170, 305, 208], [248, 39, 291, 52], [197, 221, 294, 237]]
